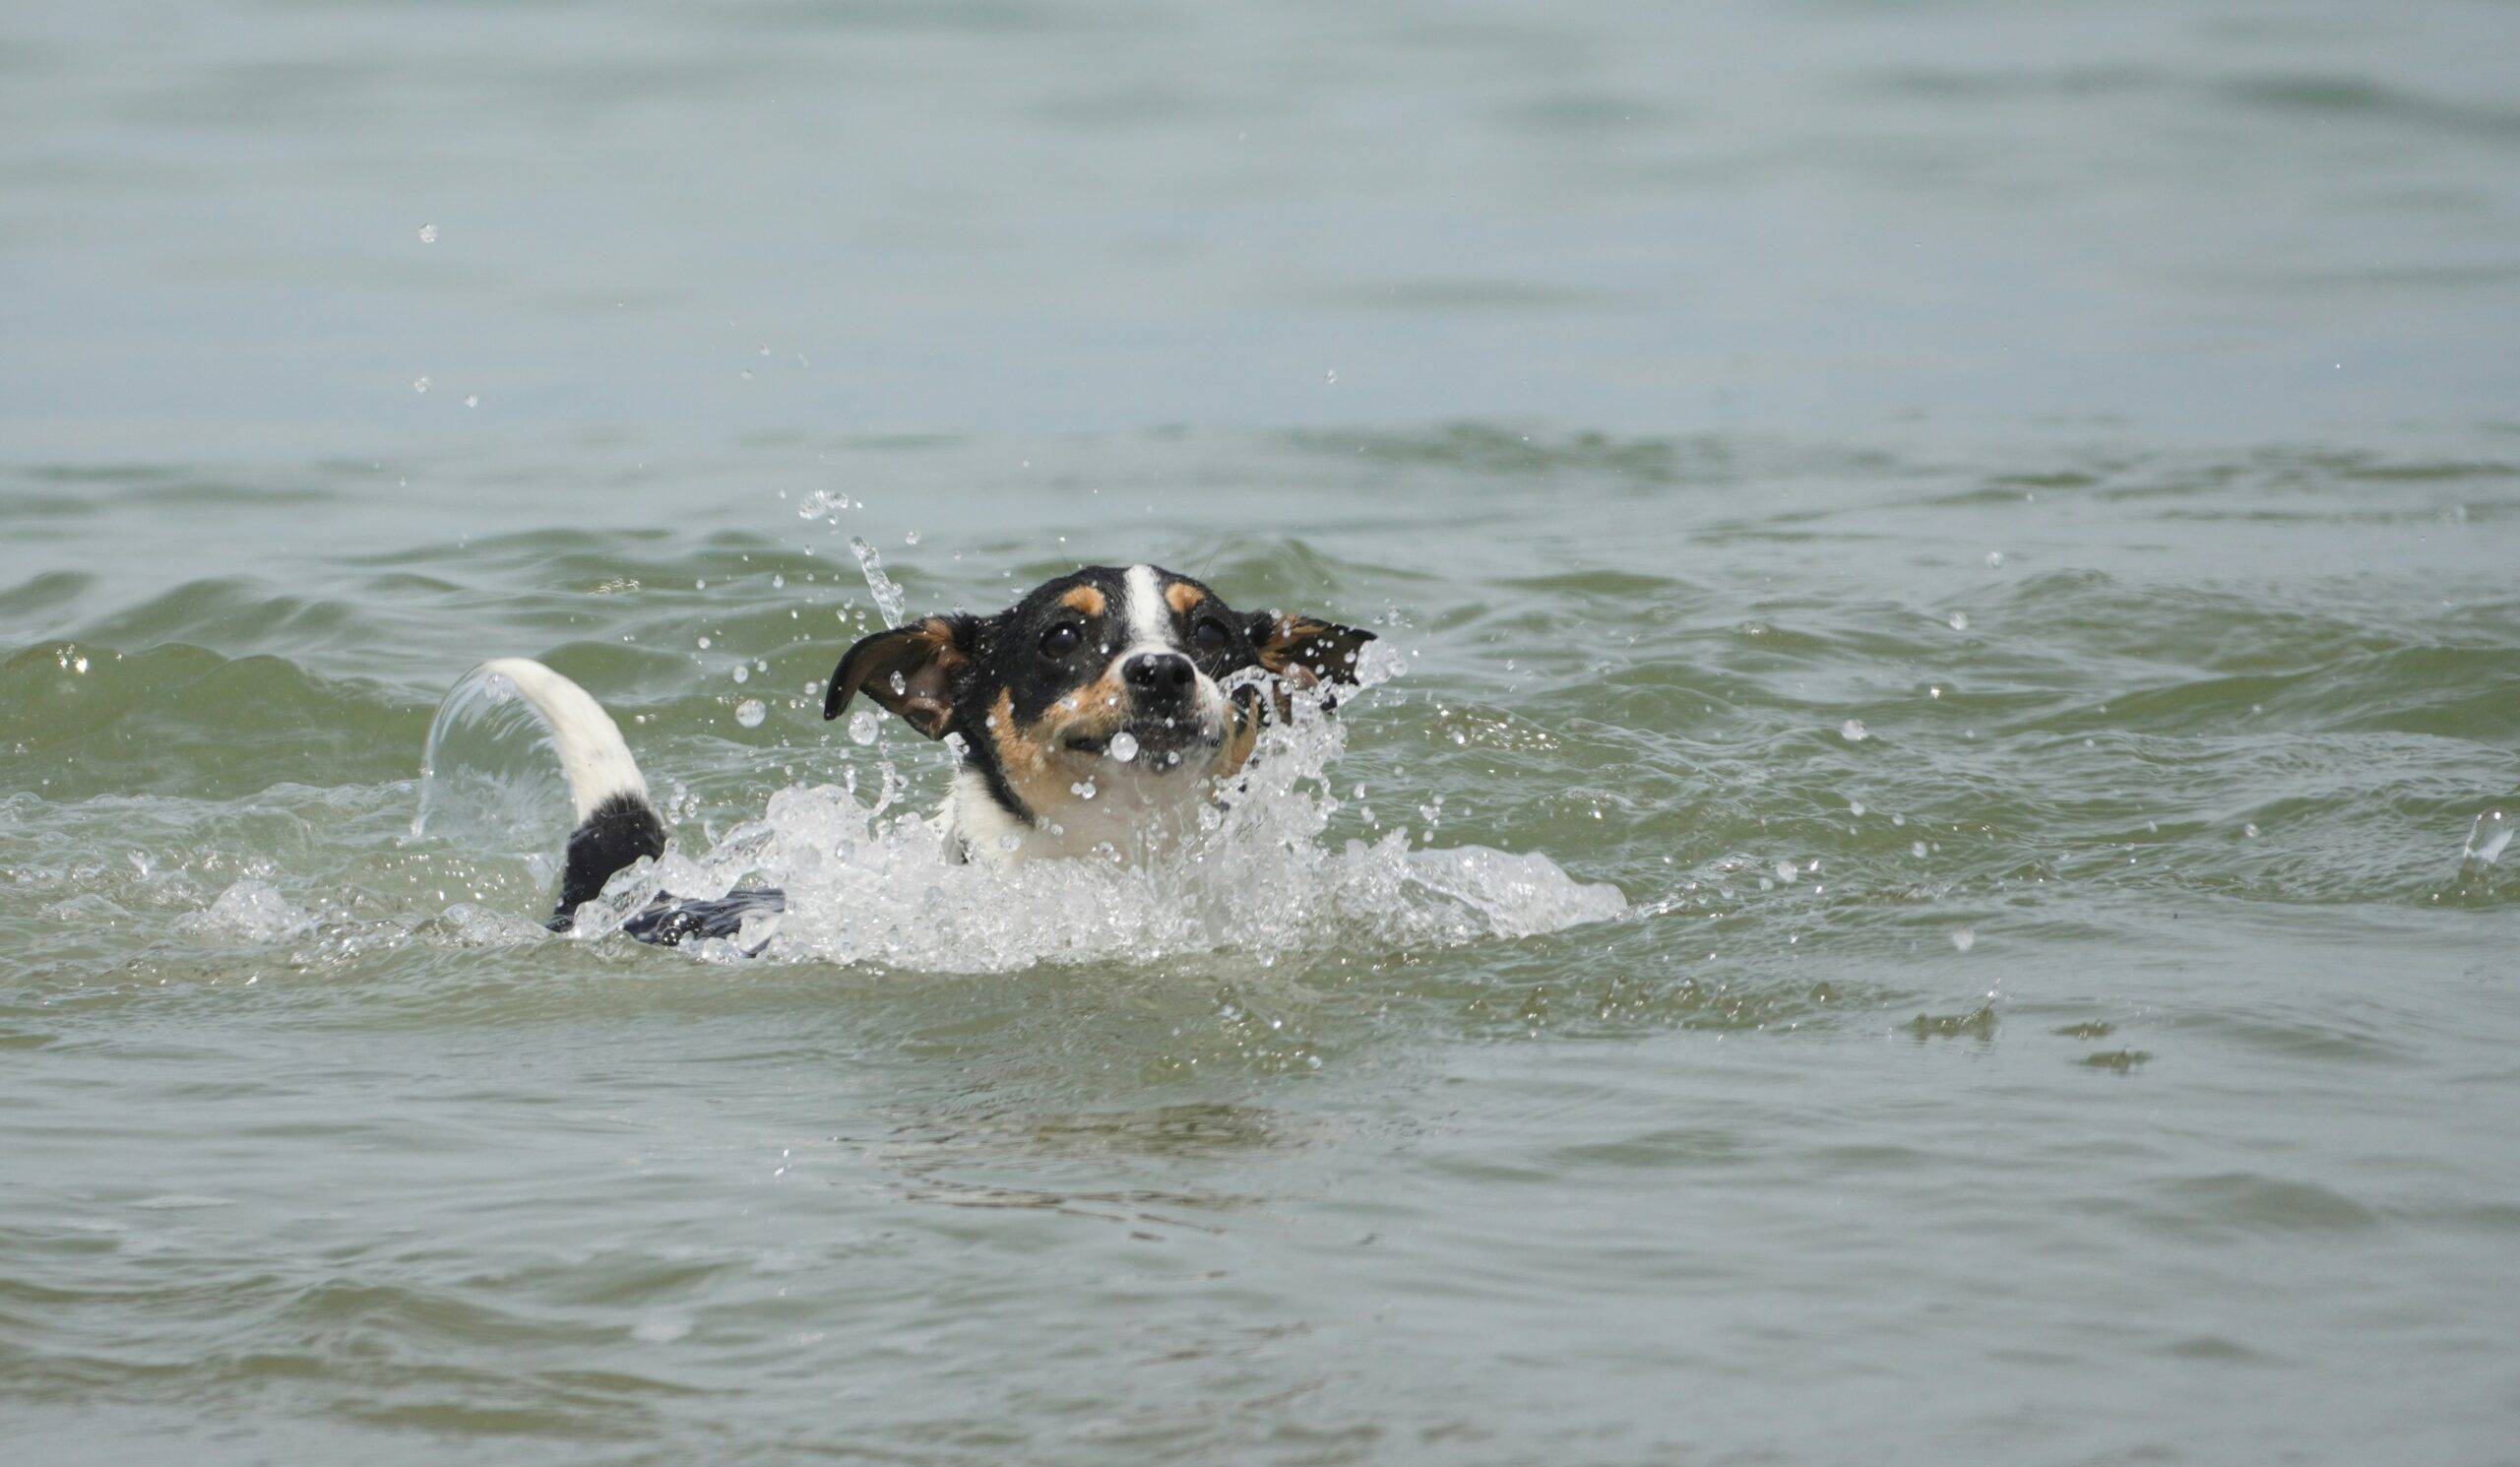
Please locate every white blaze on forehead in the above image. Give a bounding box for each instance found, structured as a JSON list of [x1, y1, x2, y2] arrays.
[[1121, 563, 1172, 652]]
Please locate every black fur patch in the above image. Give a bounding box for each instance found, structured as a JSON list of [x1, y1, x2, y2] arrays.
[[548, 792, 668, 929]]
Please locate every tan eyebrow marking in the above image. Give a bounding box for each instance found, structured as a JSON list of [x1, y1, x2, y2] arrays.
[[1059, 585, 1106, 616], [1165, 583, 1207, 615]]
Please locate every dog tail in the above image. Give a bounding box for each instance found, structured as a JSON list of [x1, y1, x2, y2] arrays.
[[477, 658, 668, 927]]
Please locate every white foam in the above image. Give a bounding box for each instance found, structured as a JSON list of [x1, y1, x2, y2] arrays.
[[635, 667, 1625, 972], [178, 879, 314, 941]]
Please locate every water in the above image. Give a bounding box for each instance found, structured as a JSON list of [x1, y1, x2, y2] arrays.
[[6, 2, 2520, 1463]]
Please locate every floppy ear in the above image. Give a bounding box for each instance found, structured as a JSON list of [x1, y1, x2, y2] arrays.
[[1245, 610, 1377, 686], [824, 615, 977, 739]]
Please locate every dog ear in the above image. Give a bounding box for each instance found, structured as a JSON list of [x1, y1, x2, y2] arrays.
[[1245, 610, 1376, 686], [824, 616, 977, 739]]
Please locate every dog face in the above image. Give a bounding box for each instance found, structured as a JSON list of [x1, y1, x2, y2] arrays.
[[824, 564, 1373, 837]]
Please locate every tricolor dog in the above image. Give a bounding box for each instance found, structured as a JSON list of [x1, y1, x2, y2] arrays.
[[479, 564, 1373, 945]]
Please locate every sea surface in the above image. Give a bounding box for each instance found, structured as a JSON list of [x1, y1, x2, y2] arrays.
[[5, 1, 2520, 1463]]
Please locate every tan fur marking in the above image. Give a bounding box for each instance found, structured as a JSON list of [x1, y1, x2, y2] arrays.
[[1165, 583, 1206, 615], [987, 687, 1067, 816], [1253, 614, 1326, 683], [914, 618, 970, 673], [1214, 694, 1261, 779], [1059, 586, 1106, 616]]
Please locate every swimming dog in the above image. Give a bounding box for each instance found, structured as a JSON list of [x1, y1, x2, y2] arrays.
[[481, 564, 1374, 945]]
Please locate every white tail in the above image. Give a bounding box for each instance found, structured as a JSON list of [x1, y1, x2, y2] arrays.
[[476, 658, 649, 821]]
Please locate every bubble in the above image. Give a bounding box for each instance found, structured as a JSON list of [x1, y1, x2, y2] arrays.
[[1840, 719, 1870, 742], [1109, 731, 1140, 763], [1984, 550, 2004, 568], [731, 666, 749, 683], [1946, 610, 1969, 632], [904, 530, 921, 545], [696, 636, 711, 650], [463, 394, 478, 409], [1324, 368, 1338, 384], [734, 699, 766, 729], [2242, 823, 2259, 838], [1912, 841, 1928, 858], [412, 376, 430, 394], [1951, 927, 1976, 953], [417, 223, 438, 244], [849, 711, 879, 745]]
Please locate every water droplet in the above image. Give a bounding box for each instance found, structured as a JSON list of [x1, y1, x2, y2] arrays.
[[1840, 719, 1870, 742], [772, 574, 785, 589], [412, 376, 430, 394], [904, 530, 920, 545], [417, 223, 438, 244], [730, 665, 749, 683], [1324, 368, 1338, 384], [463, 394, 478, 409], [1912, 841, 1928, 858], [1849, 799, 1865, 816], [1946, 610, 1969, 632], [2242, 822, 2259, 838], [1951, 927, 1976, 953], [734, 699, 766, 729], [1773, 859, 1797, 884], [850, 537, 908, 626], [849, 710, 879, 745], [1109, 731, 1140, 763], [696, 635, 711, 650], [1984, 550, 2004, 568]]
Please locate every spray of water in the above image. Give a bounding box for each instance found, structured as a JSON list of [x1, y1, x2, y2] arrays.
[[416, 646, 1625, 972]]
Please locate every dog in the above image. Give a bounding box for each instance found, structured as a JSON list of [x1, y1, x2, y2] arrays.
[[480, 564, 1374, 946]]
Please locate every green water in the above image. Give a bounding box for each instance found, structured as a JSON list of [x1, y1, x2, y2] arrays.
[[7, 1, 2520, 1463]]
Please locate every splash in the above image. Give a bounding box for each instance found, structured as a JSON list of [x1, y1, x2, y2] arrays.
[[177, 879, 313, 941], [849, 536, 908, 627], [421, 646, 1625, 972], [412, 662, 579, 852], [2460, 808, 2512, 867]]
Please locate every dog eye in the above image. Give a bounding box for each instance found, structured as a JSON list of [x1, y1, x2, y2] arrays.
[[1040, 623, 1082, 658], [1192, 618, 1229, 653]]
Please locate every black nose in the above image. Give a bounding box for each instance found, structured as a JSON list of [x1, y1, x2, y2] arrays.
[[1122, 652, 1195, 698]]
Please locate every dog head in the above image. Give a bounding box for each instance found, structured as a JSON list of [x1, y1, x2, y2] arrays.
[[824, 564, 1373, 837]]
